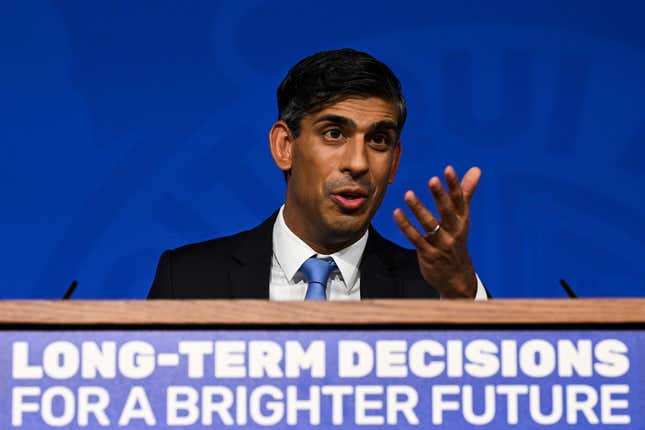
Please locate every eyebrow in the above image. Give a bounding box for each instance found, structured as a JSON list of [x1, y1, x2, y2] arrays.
[[313, 114, 355, 127], [368, 120, 399, 133], [313, 115, 399, 133]]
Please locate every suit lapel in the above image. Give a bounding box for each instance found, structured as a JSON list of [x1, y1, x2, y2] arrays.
[[228, 211, 278, 299], [359, 227, 404, 299]]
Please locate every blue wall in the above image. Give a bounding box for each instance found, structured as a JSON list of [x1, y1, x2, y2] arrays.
[[2, 1, 644, 298]]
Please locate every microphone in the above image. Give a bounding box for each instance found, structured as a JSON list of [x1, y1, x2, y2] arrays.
[[559, 279, 577, 298], [62, 280, 78, 300]]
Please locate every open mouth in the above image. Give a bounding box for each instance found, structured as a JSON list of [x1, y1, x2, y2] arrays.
[[330, 190, 368, 211]]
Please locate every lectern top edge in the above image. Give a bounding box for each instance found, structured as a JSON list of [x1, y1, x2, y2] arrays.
[[0, 299, 643, 326]]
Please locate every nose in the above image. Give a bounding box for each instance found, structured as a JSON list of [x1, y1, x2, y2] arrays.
[[340, 136, 369, 178]]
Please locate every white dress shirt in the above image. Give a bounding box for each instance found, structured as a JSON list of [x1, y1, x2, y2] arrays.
[[269, 205, 487, 301]]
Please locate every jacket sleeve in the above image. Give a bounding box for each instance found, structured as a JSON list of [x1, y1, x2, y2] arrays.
[[147, 250, 174, 299]]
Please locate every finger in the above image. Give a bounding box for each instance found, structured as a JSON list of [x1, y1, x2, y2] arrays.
[[444, 165, 465, 214], [461, 167, 482, 205], [428, 176, 458, 230], [393, 208, 428, 249], [403, 190, 440, 236]]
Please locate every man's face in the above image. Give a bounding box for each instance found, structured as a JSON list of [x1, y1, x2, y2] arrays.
[[280, 97, 402, 252]]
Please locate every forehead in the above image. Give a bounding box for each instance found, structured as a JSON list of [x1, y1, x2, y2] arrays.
[[310, 97, 398, 126]]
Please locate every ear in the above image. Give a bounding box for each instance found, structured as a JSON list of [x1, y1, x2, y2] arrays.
[[269, 120, 293, 172], [387, 141, 402, 184]]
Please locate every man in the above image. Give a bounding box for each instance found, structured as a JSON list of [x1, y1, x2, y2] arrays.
[[148, 48, 487, 300]]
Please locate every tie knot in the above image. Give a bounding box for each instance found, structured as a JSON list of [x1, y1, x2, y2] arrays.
[[300, 257, 337, 286]]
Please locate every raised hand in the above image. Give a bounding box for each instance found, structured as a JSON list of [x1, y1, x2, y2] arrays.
[[393, 166, 482, 298]]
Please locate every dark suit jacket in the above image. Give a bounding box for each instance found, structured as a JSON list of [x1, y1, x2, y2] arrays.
[[148, 211, 439, 299]]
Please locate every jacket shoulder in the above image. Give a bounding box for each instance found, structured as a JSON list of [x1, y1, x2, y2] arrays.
[[147, 212, 277, 299], [169, 229, 248, 262]]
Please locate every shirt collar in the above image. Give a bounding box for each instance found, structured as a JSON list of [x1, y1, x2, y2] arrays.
[[272, 205, 368, 289]]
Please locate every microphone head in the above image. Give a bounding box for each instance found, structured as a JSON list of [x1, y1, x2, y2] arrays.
[[62, 280, 78, 300], [560, 279, 577, 298]]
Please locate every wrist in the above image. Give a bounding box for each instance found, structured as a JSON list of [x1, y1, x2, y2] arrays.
[[439, 268, 477, 299]]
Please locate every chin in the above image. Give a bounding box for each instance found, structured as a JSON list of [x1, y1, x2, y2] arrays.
[[324, 214, 369, 240]]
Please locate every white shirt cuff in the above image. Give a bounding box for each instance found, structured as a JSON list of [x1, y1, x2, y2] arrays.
[[474, 273, 488, 301]]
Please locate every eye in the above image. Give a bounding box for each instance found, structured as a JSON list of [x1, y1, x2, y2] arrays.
[[372, 134, 386, 144], [368, 134, 392, 150], [323, 128, 344, 141]]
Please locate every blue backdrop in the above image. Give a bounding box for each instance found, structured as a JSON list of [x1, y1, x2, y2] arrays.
[[2, 1, 644, 299]]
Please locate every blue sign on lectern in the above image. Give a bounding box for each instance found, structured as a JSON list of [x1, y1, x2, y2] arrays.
[[1, 330, 642, 429]]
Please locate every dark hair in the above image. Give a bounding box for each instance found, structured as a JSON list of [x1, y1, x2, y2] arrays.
[[277, 48, 407, 137]]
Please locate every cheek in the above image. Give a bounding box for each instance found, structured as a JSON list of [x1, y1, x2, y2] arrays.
[[370, 154, 396, 185], [293, 160, 331, 203], [301, 154, 335, 188]]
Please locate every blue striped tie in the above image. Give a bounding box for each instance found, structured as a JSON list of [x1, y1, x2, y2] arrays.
[[300, 257, 337, 301]]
